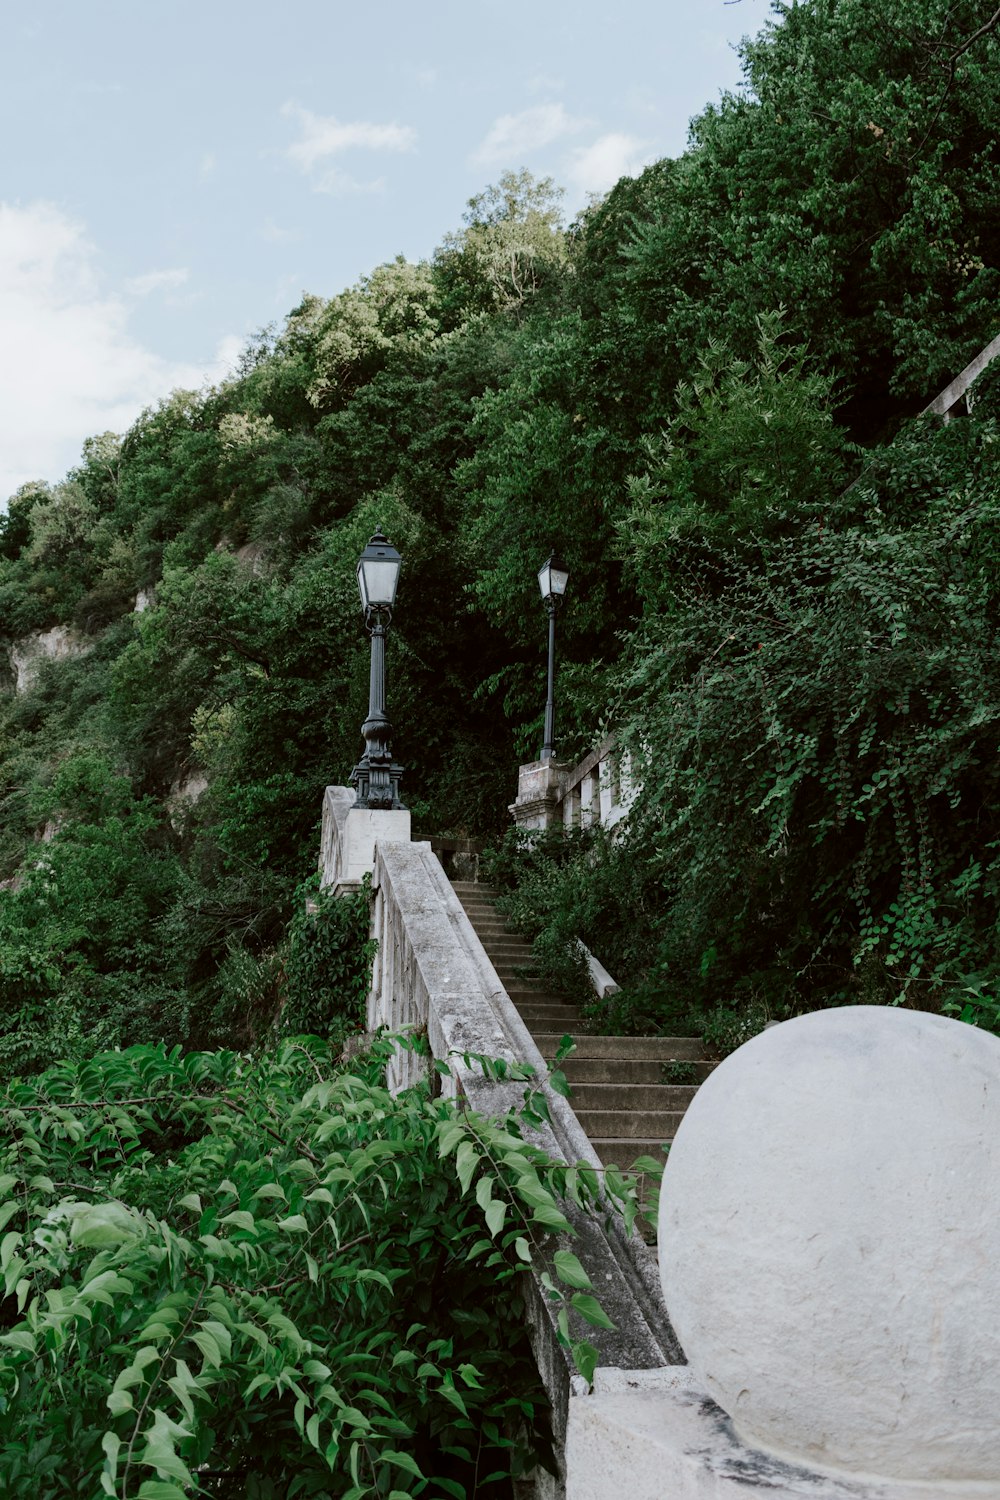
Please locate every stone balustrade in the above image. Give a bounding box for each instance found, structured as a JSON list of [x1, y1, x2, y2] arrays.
[[365, 834, 683, 1497], [319, 791, 682, 1497], [509, 737, 637, 835]]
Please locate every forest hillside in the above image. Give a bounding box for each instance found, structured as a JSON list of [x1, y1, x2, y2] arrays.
[[1, 0, 999, 1071]]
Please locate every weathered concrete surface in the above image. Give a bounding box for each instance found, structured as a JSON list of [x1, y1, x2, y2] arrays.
[[659, 1007, 1000, 1489], [565, 1368, 906, 1500], [923, 330, 1000, 419], [578, 940, 620, 1000], [166, 773, 208, 827]]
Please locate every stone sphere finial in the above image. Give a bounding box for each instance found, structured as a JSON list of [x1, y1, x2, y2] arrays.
[[659, 1006, 1000, 1485]]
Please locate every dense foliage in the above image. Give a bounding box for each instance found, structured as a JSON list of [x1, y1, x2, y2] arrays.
[[0, 1035, 631, 1496], [2, 0, 1000, 1064]]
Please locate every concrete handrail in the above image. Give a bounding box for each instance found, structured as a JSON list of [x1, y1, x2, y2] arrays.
[[366, 837, 683, 1493]]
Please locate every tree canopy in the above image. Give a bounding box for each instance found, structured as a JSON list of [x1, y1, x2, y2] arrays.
[[0, 0, 999, 1060]]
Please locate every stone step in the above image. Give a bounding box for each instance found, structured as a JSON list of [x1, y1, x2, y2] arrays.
[[575, 1109, 687, 1139], [563, 1057, 716, 1085], [566, 1082, 700, 1111], [480, 941, 536, 959], [591, 1140, 672, 1171], [532, 1034, 708, 1062], [449, 877, 704, 1187], [508, 991, 579, 1010], [514, 1005, 589, 1027]]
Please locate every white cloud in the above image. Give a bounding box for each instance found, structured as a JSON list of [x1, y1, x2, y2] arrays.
[[282, 103, 416, 179], [566, 132, 652, 199], [125, 267, 190, 297], [0, 201, 234, 503], [473, 102, 587, 165], [311, 167, 387, 197]]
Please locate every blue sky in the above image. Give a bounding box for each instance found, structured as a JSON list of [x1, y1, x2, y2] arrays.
[[0, 0, 775, 501]]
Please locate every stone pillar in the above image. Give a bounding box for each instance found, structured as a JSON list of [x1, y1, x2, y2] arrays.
[[509, 758, 566, 833], [320, 785, 410, 894]]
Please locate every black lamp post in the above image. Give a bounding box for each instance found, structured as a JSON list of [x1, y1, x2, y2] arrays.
[[351, 528, 405, 809], [537, 552, 570, 761]]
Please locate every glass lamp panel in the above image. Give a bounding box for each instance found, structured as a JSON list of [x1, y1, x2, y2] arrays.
[[358, 556, 400, 609], [537, 555, 569, 600], [357, 531, 402, 609]]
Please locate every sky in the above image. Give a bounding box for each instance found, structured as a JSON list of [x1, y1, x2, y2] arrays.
[[0, 0, 776, 503]]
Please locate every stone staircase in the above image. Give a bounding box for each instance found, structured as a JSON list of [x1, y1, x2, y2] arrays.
[[452, 881, 714, 1170]]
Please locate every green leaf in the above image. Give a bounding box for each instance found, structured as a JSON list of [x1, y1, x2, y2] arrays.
[[455, 1140, 480, 1196], [572, 1339, 600, 1386], [548, 1069, 571, 1099], [553, 1250, 591, 1290], [570, 1293, 616, 1331], [0, 1231, 22, 1272], [191, 1327, 222, 1370], [276, 1213, 309, 1233], [71, 1202, 144, 1248], [252, 1182, 287, 1202], [436, 1120, 465, 1158], [381, 1450, 425, 1480], [484, 1198, 506, 1238], [220, 1210, 256, 1233], [532, 1202, 571, 1232]]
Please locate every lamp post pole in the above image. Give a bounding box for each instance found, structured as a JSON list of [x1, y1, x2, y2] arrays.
[[351, 529, 405, 810], [537, 552, 570, 762], [541, 598, 557, 762]]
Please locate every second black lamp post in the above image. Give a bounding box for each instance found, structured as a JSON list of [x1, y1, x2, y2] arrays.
[[351, 528, 405, 810], [537, 552, 570, 761]]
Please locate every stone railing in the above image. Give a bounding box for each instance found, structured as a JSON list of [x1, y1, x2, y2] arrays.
[[509, 736, 637, 835], [363, 832, 682, 1498]]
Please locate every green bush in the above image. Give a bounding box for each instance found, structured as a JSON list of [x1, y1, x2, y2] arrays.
[[281, 877, 376, 1046], [0, 1036, 627, 1496]]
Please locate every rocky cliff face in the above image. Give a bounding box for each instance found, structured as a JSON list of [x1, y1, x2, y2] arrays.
[[9, 626, 92, 694]]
